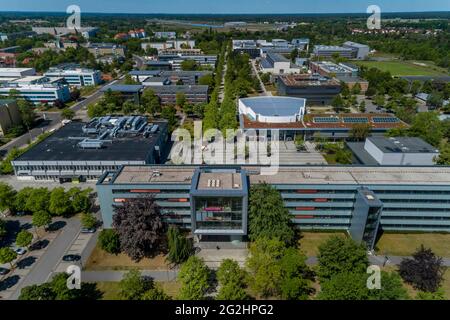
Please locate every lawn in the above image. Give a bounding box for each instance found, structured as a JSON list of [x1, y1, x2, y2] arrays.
[[94, 281, 181, 300], [375, 233, 450, 257], [84, 244, 170, 271], [355, 60, 448, 76], [298, 232, 347, 256]]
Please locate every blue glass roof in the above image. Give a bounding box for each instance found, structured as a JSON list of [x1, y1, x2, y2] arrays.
[[241, 97, 306, 117]]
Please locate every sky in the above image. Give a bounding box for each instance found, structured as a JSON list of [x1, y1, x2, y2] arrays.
[[0, 0, 449, 14]]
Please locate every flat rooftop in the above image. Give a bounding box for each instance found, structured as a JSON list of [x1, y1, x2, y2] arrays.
[[278, 74, 341, 87], [14, 120, 167, 163], [368, 137, 439, 154], [112, 166, 195, 184], [197, 172, 243, 190], [102, 165, 450, 186], [242, 113, 407, 130]]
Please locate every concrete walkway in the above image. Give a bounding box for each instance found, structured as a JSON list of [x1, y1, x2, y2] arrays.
[[82, 270, 179, 283]]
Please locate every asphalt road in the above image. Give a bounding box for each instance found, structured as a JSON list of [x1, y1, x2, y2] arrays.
[[8, 218, 81, 300]]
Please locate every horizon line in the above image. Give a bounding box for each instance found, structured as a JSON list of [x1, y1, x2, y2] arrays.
[[0, 10, 449, 15]]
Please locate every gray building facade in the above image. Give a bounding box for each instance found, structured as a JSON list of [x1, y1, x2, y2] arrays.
[[97, 165, 450, 248]]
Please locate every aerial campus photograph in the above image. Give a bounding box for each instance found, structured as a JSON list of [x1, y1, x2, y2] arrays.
[[0, 0, 449, 311]]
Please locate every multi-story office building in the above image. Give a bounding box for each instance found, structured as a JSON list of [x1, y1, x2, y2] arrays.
[[277, 74, 342, 105], [309, 61, 359, 78], [154, 31, 177, 39], [12, 116, 168, 182], [86, 43, 126, 57], [45, 67, 102, 86], [129, 70, 212, 85], [313, 45, 355, 59], [97, 165, 450, 249], [0, 100, 22, 136], [291, 38, 310, 51], [232, 40, 260, 58], [0, 76, 71, 103], [32, 27, 98, 39], [145, 85, 209, 105], [260, 51, 300, 74], [142, 40, 196, 52], [0, 67, 36, 81], [158, 54, 217, 71], [342, 41, 370, 60]]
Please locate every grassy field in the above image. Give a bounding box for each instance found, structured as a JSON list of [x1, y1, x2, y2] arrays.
[[84, 244, 169, 271], [94, 281, 181, 300], [298, 232, 347, 256], [375, 233, 450, 257], [355, 60, 448, 76]]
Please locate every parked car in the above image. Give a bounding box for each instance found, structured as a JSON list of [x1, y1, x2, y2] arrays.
[[62, 254, 81, 262], [81, 227, 96, 234], [15, 248, 27, 255], [15, 211, 27, 216], [0, 267, 10, 275]]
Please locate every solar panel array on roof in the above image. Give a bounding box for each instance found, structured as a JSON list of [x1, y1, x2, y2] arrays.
[[372, 117, 400, 123], [343, 117, 368, 123], [313, 117, 339, 123]]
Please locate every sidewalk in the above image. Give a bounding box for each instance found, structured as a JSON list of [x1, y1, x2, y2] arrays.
[[82, 270, 179, 283]]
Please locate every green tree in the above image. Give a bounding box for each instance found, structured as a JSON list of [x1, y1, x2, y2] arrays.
[[122, 100, 135, 115], [409, 112, 443, 147], [317, 236, 369, 280], [331, 94, 345, 113], [13, 187, 33, 212], [318, 272, 369, 300], [248, 183, 295, 244], [166, 225, 193, 265], [416, 289, 446, 300], [0, 182, 16, 212], [119, 270, 151, 300], [141, 89, 161, 116], [124, 74, 138, 85], [178, 256, 210, 300], [49, 187, 71, 216], [279, 247, 311, 300], [32, 210, 52, 237], [81, 213, 97, 229], [352, 83, 362, 95], [216, 259, 248, 300], [181, 59, 198, 71], [246, 237, 285, 298], [374, 94, 385, 107], [369, 271, 409, 300], [68, 187, 92, 213], [98, 229, 121, 254], [198, 74, 214, 87], [161, 105, 178, 133], [176, 92, 187, 108], [0, 247, 17, 268], [19, 284, 56, 300], [61, 108, 75, 120], [17, 99, 36, 131], [349, 123, 371, 141], [141, 285, 171, 300], [26, 188, 50, 214], [16, 230, 33, 248]]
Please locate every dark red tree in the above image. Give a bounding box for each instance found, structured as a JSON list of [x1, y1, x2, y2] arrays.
[[112, 197, 166, 261], [399, 245, 445, 292]]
